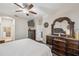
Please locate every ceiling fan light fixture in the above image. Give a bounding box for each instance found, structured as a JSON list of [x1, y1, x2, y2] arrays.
[[26, 14, 29, 16], [14, 3, 37, 16], [22, 9, 29, 14]]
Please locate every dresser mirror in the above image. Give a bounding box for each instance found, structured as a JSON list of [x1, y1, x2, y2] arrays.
[[51, 17, 75, 38]]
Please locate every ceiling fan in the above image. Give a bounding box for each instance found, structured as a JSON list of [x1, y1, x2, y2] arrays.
[[14, 3, 37, 16]]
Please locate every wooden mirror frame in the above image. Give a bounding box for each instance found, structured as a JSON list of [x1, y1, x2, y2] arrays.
[[51, 17, 75, 38]]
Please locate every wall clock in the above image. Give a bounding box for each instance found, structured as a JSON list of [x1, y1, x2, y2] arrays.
[[44, 22, 49, 28]]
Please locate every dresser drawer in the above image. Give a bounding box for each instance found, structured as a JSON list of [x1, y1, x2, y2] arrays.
[[67, 43, 78, 49], [53, 45, 65, 52], [66, 48, 79, 56], [52, 49, 65, 56], [53, 40, 66, 47]]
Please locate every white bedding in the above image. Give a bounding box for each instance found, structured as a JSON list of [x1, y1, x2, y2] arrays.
[[0, 38, 52, 56]]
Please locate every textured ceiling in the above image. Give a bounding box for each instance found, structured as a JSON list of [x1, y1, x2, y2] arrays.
[[0, 3, 79, 19]]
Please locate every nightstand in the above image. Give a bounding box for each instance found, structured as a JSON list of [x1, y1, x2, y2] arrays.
[[0, 40, 5, 44]]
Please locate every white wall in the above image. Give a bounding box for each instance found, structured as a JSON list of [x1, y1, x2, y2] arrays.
[[14, 17, 28, 40]]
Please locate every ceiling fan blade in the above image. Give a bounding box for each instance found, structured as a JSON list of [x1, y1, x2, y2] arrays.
[[16, 10, 23, 12], [23, 3, 28, 8], [14, 3, 23, 9], [29, 11, 37, 14], [28, 4, 33, 10]]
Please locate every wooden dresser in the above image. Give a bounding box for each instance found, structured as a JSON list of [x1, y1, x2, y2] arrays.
[[46, 35, 79, 56]]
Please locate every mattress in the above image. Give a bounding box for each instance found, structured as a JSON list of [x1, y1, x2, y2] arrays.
[[0, 38, 52, 56]]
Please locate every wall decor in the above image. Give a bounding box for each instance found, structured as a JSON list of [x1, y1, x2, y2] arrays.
[[28, 20, 35, 27], [44, 22, 49, 28]]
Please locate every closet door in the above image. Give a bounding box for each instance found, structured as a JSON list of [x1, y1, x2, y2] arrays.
[[1, 17, 15, 42]]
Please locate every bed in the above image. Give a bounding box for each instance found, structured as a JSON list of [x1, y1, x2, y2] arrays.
[[0, 38, 52, 56]]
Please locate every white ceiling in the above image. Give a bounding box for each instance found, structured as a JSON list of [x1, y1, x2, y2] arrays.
[[0, 3, 79, 19]]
